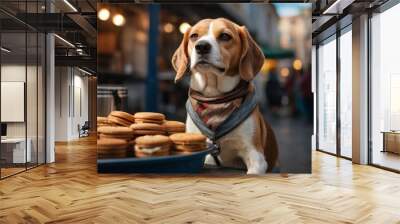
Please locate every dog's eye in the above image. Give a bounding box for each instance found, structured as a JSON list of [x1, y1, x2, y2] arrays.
[[190, 33, 198, 40], [218, 33, 232, 41]]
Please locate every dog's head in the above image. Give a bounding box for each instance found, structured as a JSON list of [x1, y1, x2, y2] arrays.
[[171, 18, 265, 83]]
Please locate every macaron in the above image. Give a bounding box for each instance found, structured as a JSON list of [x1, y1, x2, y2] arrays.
[[130, 123, 165, 136], [134, 135, 171, 157], [134, 112, 165, 124], [108, 111, 135, 127], [97, 126, 134, 141], [97, 138, 128, 158], [169, 133, 207, 152], [97, 117, 115, 127], [163, 120, 186, 135], [97, 116, 108, 124]]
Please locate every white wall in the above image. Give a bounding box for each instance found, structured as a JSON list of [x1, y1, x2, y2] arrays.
[[54, 66, 68, 141], [54, 67, 89, 141], [1, 65, 39, 138], [72, 72, 89, 138]]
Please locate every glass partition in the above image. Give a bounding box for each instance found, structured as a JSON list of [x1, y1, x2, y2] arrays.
[[317, 36, 337, 154], [371, 3, 400, 171], [38, 32, 45, 165], [1, 30, 28, 177], [27, 30, 38, 169], [0, 1, 46, 179], [339, 28, 352, 158]]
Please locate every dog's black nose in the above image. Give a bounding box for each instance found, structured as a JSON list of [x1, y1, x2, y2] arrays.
[[195, 41, 211, 55]]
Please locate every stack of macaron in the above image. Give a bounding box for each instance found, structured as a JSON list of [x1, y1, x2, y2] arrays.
[[97, 138, 128, 158], [129, 112, 168, 156], [97, 110, 207, 158], [97, 126, 134, 157], [130, 112, 167, 137]]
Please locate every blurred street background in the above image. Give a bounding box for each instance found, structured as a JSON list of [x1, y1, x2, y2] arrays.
[[97, 3, 312, 173]]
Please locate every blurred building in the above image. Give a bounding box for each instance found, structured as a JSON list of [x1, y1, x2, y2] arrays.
[[279, 9, 312, 67], [220, 4, 280, 47]]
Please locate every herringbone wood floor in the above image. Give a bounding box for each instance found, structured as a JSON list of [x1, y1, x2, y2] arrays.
[[1, 137, 400, 224]]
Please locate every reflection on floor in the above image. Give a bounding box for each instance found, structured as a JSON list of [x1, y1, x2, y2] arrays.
[[0, 167, 25, 178], [0, 136, 400, 223], [0, 162, 43, 179], [373, 150, 400, 171]]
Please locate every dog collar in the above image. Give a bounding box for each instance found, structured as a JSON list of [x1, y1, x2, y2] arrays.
[[186, 81, 258, 141], [189, 80, 249, 104]]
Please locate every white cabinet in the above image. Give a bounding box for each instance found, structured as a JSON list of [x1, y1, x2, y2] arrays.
[[1, 138, 32, 163]]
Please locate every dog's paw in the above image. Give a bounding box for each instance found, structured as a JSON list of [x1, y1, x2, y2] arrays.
[[246, 161, 268, 175], [246, 166, 267, 175], [280, 173, 289, 178], [204, 154, 217, 166]]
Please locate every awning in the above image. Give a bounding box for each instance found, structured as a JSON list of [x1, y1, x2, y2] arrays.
[[261, 45, 295, 59]]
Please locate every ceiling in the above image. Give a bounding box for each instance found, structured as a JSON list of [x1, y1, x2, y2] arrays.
[[0, 0, 97, 72], [311, 0, 389, 43]]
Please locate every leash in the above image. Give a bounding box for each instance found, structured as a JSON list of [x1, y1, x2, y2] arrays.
[[210, 142, 222, 167], [209, 141, 246, 171]]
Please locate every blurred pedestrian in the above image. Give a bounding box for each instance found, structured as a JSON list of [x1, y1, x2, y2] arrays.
[[112, 90, 121, 111], [265, 68, 283, 116], [300, 67, 313, 122], [294, 69, 305, 117], [254, 72, 268, 113], [285, 69, 296, 116]]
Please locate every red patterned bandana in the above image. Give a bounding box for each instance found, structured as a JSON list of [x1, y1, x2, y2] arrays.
[[189, 81, 250, 131]]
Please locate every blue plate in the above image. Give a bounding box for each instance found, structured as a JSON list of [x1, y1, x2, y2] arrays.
[[97, 146, 216, 173]]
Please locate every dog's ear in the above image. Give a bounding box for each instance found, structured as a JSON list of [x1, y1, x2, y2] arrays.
[[171, 27, 191, 82], [238, 26, 265, 81]]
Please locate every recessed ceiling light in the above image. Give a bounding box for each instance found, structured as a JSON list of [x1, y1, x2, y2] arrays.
[[54, 34, 75, 48], [78, 67, 92, 76], [1, 47, 11, 53], [322, 0, 353, 14], [63, 0, 78, 12]]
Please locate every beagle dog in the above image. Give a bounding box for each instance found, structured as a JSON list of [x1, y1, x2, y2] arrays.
[[172, 18, 278, 174]]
